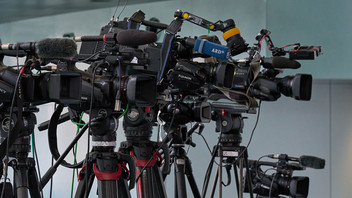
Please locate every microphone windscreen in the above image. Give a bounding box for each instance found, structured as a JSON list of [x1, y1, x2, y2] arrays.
[[300, 155, 325, 169], [36, 38, 77, 58], [117, 29, 157, 46], [272, 56, 301, 69]]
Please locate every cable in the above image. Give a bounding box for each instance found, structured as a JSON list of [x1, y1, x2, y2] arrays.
[[71, 121, 85, 127], [31, 135, 35, 159], [117, 0, 128, 20], [71, 112, 84, 198], [32, 132, 44, 198], [280, 43, 300, 49], [118, 104, 129, 119], [263, 168, 277, 176], [49, 157, 54, 198], [256, 154, 272, 180], [201, 138, 221, 196], [196, 132, 224, 168], [1, 47, 22, 198], [197, 133, 212, 155], [112, 0, 121, 20], [258, 35, 268, 53], [268, 173, 278, 198], [234, 100, 262, 165], [79, 50, 105, 63], [49, 103, 57, 198]]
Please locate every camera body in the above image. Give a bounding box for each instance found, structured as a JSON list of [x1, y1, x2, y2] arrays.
[[0, 66, 81, 105]]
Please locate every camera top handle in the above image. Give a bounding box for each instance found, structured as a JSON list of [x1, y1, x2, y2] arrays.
[[179, 11, 248, 56]]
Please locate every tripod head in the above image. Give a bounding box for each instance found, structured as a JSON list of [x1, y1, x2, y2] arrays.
[[211, 102, 256, 149]]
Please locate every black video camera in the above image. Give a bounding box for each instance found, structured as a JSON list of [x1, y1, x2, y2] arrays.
[[244, 154, 325, 198], [69, 14, 165, 111]]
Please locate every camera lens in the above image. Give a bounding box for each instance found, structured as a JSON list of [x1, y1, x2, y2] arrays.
[[278, 74, 312, 101], [212, 62, 235, 88]]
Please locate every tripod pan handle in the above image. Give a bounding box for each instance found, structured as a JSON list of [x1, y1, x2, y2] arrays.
[[119, 153, 136, 190]]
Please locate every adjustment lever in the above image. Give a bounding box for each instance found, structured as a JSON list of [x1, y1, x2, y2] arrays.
[[160, 142, 171, 175], [186, 123, 200, 138], [118, 153, 136, 190], [185, 123, 200, 147]]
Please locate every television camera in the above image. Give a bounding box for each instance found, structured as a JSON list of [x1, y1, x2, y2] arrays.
[[244, 154, 325, 198], [0, 8, 324, 198]]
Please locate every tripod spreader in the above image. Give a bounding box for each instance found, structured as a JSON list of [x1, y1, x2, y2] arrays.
[[78, 151, 136, 190]]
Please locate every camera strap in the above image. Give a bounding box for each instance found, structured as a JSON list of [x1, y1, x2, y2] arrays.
[[158, 18, 183, 83], [213, 85, 258, 108]]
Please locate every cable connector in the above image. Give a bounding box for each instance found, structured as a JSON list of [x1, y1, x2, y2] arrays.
[[114, 100, 122, 111]]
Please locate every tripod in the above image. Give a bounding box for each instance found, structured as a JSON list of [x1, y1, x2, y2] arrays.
[[0, 108, 42, 198], [158, 101, 211, 198], [119, 106, 169, 198], [74, 108, 135, 198], [201, 112, 254, 198], [166, 124, 201, 198]]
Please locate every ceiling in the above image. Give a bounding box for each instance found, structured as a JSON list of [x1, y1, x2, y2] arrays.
[[0, 0, 165, 24]]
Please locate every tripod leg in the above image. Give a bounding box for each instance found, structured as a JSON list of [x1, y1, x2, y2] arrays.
[[201, 146, 218, 198], [209, 166, 219, 198], [233, 164, 240, 198], [136, 165, 167, 198], [174, 158, 187, 198], [12, 160, 30, 198], [239, 158, 244, 198], [75, 166, 95, 198], [174, 165, 178, 198], [243, 154, 254, 198], [184, 157, 200, 198], [218, 156, 223, 198], [117, 176, 131, 198], [151, 165, 167, 198], [27, 158, 41, 198], [97, 180, 118, 198], [137, 167, 153, 198]]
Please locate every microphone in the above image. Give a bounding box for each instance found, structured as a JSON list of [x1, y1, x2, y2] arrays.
[[0, 38, 77, 58], [299, 155, 325, 169], [74, 30, 157, 46], [74, 33, 118, 42], [116, 29, 157, 46], [193, 39, 230, 60], [36, 38, 77, 58], [262, 56, 301, 69], [268, 154, 325, 169]]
